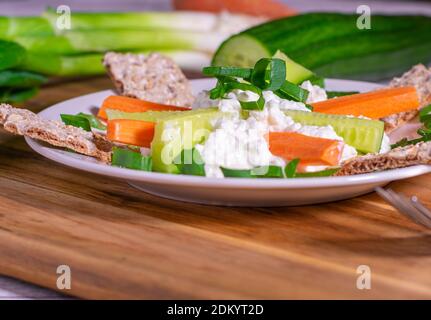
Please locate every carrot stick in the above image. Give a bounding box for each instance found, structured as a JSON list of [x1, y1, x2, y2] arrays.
[[269, 132, 344, 166], [312, 86, 420, 119], [98, 96, 190, 120], [107, 119, 155, 148], [173, 0, 297, 18]]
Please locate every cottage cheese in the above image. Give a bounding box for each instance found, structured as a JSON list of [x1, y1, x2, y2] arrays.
[[193, 89, 311, 113], [300, 80, 328, 103], [194, 117, 285, 178], [192, 87, 362, 177], [380, 133, 391, 154]]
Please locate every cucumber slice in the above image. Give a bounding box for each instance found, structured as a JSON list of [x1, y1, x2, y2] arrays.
[[105, 109, 184, 122], [151, 108, 222, 173], [272, 50, 315, 85], [284, 110, 384, 154], [212, 34, 271, 68]]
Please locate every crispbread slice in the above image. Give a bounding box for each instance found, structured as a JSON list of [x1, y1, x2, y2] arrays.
[[383, 64, 431, 132], [103, 52, 195, 107], [0, 104, 112, 163], [335, 141, 431, 176]]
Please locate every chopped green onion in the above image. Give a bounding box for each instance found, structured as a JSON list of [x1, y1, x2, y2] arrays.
[[391, 104, 431, 149], [275, 80, 309, 103], [327, 91, 359, 98], [305, 104, 314, 111], [251, 58, 286, 91], [60, 114, 91, 131], [284, 159, 300, 178], [224, 81, 265, 111], [112, 147, 152, 171], [294, 168, 339, 178], [221, 168, 254, 178], [202, 66, 253, 79], [174, 148, 206, 176], [251, 166, 284, 178], [77, 112, 106, 130], [419, 104, 431, 129], [221, 166, 284, 178]]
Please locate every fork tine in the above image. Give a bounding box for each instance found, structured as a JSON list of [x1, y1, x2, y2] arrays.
[[386, 190, 426, 224], [376, 188, 421, 223], [410, 196, 431, 223], [384, 189, 431, 228], [391, 190, 431, 228]]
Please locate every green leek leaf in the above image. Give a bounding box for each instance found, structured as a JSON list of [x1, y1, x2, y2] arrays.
[[0, 70, 46, 88], [275, 80, 309, 103], [60, 114, 91, 131], [77, 113, 106, 130], [112, 147, 152, 171], [0, 87, 38, 103], [174, 148, 206, 176], [284, 159, 300, 178], [0, 40, 27, 71], [251, 58, 286, 91]]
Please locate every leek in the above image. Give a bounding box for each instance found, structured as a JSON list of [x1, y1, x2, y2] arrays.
[[23, 50, 211, 76], [0, 87, 38, 103], [0, 70, 46, 88], [0, 40, 26, 70], [43, 8, 222, 33], [14, 29, 225, 55], [0, 8, 262, 39], [112, 147, 152, 171]]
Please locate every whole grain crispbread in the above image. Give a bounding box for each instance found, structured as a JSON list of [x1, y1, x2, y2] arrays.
[[383, 64, 431, 132], [335, 141, 431, 176], [0, 104, 112, 163], [103, 52, 195, 107]]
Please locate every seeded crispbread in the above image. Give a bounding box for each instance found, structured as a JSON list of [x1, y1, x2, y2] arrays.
[[335, 141, 431, 176], [0, 104, 112, 163], [103, 52, 195, 107], [382, 64, 431, 132]]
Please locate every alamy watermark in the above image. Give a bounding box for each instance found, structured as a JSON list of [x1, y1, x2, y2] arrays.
[[56, 5, 72, 31], [356, 265, 371, 290], [356, 5, 372, 30], [56, 264, 72, 290]]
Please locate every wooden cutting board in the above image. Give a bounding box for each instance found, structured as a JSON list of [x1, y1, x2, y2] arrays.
[[1, 77, 431, 299]]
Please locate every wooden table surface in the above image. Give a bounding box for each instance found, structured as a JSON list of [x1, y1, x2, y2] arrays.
[[1, 77, 431, 299]]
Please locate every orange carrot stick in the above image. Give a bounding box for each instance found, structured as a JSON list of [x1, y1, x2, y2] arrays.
[[107, 119, 155, 148], [312, 86, 420, 119], [173, 0, 297, 18], [269, 132, 344, 166], [98, 96, 191, 120]]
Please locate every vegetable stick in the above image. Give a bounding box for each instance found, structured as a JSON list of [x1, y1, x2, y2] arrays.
[[173, 0, 297, 18], [98, 96, 190, 120], [268, 132, 344, 166], [312, 87, 420, 119], [107, 119, 155, 148]]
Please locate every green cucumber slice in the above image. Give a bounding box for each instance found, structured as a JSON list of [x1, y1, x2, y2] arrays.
[[212, 34, 271, 68], [151, 108, 223, 173], [284, 110, 384, 154], [272, 50, 315, 85]]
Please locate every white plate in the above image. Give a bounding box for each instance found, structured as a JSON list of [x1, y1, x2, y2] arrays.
[[26, 79, 431, 206]]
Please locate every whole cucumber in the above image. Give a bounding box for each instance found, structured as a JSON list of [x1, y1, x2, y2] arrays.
[[212, 13, 431, 80]]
